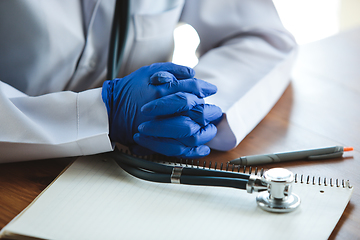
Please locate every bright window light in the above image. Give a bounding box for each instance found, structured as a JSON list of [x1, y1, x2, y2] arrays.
[[172, 24, 200, 68], [173, 0, 343, 65], [273, 0, 341, 44]]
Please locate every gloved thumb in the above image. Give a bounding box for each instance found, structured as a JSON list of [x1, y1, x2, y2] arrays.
[[150, 71, 175, 85]]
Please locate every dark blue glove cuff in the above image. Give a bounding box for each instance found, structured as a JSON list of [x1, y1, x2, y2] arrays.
[[102, 80, 113, 118], [102, 79, 135, 146]]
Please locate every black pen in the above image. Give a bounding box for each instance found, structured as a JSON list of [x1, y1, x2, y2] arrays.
[[228, 146, 354, 165]]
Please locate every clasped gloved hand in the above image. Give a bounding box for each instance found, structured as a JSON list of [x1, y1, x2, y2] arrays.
[[102, 62, 222, 158]]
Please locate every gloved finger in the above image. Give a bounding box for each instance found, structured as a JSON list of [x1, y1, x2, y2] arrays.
[[149, 62, 195, 80], [165, 78, 217, 98], [185, 104, 223, 126], [141, 92, 204, 116], [138, 116, 201, 139], [177, 124, 217, 147], [133, 133, 210, 158]]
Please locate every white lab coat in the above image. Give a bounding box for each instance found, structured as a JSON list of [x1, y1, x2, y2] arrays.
[[0, 0, 296, 162]]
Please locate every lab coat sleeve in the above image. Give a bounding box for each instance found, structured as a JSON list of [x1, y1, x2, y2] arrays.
[[180, 0, 297, 151], [0, 81, 113, 163]]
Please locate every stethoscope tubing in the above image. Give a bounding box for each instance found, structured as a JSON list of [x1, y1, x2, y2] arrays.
[[112, 150, 250, 190], [107, 0, 130, 80]]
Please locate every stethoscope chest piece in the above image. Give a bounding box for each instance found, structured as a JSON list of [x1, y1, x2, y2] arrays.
[[256, 168, 300, 213]]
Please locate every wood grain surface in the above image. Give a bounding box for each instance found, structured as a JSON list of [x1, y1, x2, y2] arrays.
[[1, 28, 359, 240]]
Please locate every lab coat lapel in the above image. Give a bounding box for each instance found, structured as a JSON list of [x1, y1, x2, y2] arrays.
[[67, 0, 115, 92]]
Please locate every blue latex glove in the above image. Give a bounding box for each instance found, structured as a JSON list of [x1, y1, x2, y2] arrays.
[[133, 92, 223, 158], [102, 63, 219, 157]]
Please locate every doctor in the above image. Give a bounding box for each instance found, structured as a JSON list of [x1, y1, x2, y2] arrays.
[[0, 0, 296, 163]]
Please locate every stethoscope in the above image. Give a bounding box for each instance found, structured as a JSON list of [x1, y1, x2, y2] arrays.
[[107, 0, 129, 80], [112, 150, 301, 213], [106, 1, 300, 213]]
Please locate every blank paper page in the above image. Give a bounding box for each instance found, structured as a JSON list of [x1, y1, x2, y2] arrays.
[[1, 154, 353, 240]]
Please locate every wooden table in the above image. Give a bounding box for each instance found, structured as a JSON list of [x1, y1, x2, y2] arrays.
[[1, 28, 360, 239]]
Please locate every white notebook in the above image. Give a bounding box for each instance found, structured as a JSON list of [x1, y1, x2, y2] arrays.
[[0, 154, 353, 240]]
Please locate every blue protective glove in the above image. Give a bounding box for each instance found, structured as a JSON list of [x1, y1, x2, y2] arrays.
[[102, 62, 221, 158], [133, 92, 223, 158]]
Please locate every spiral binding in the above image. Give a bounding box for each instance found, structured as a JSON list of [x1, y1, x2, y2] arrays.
[[294, 173, 352, 189], [116, 148, 352, 187]]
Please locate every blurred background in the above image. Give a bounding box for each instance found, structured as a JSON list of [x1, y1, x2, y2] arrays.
[[172, 0, 360, 67]]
